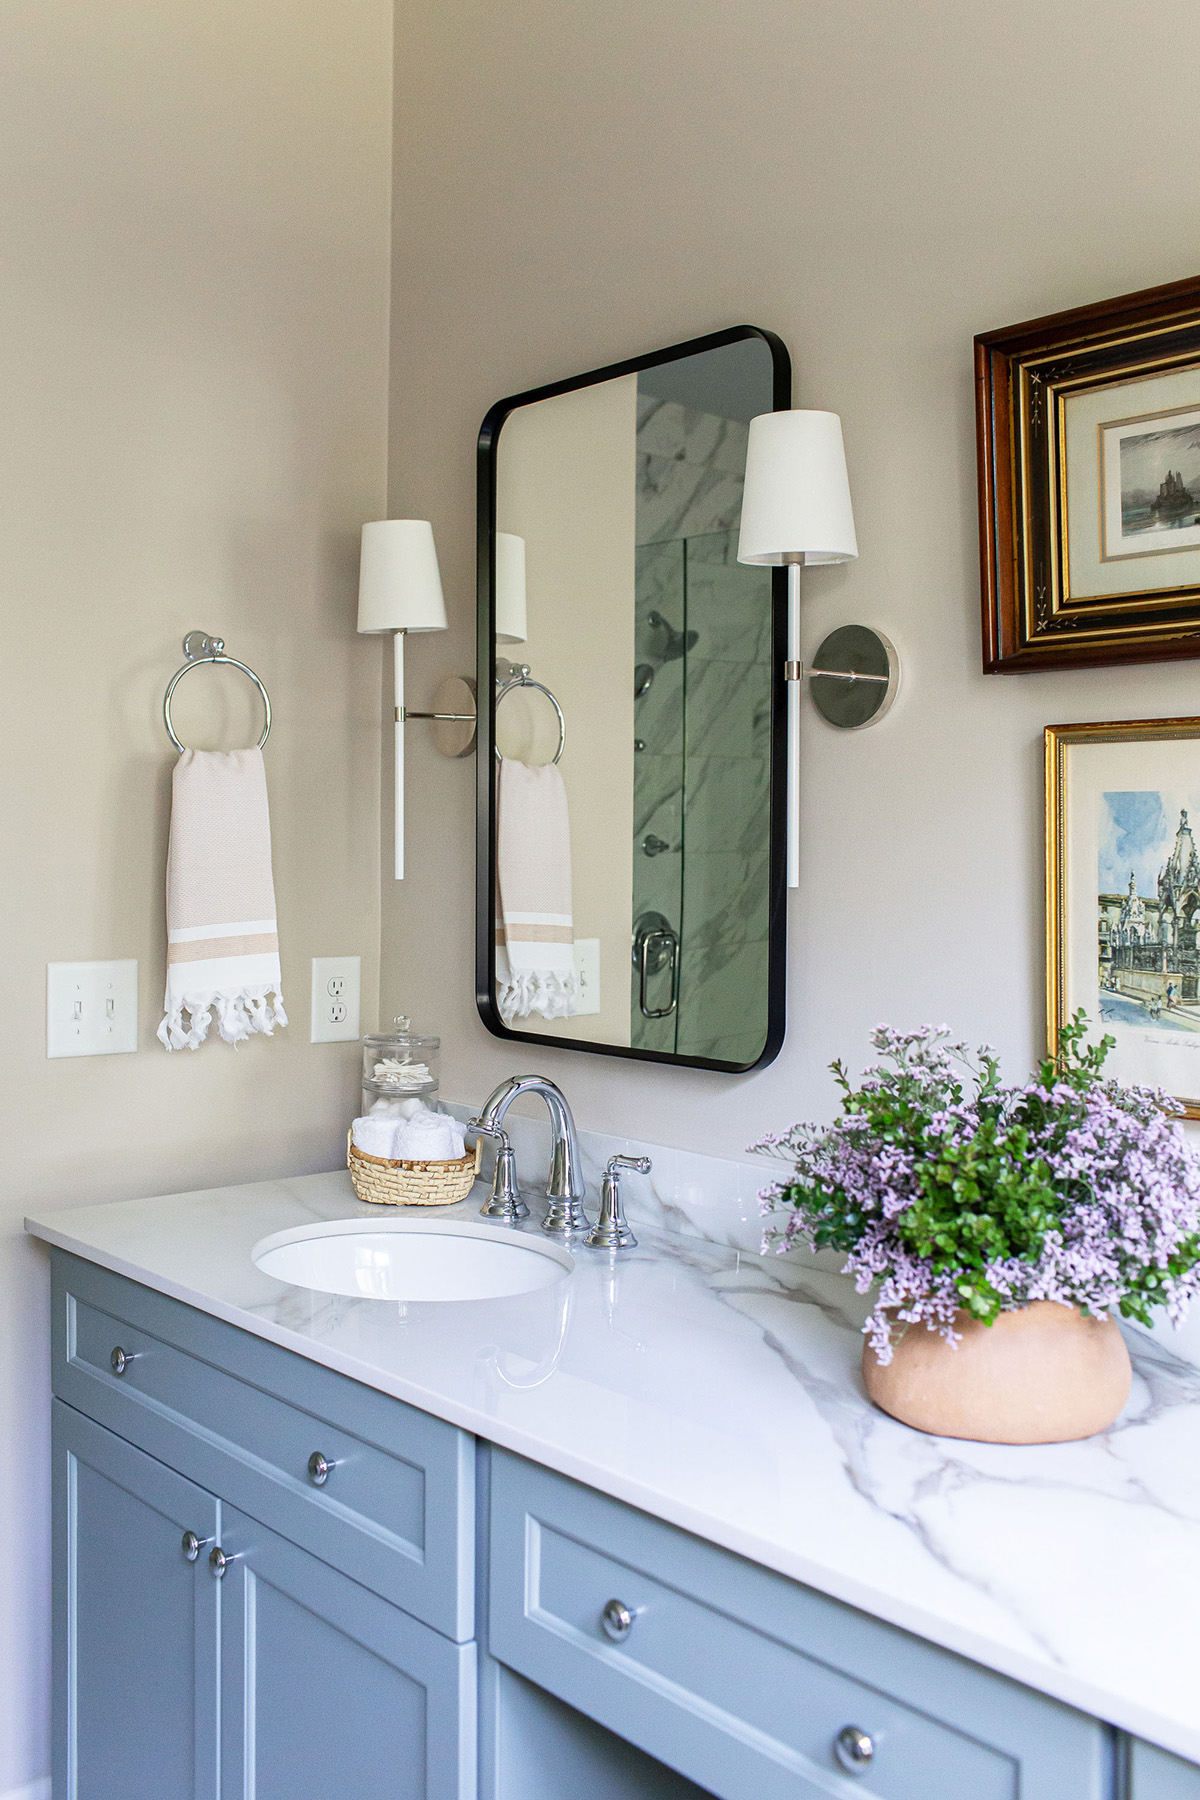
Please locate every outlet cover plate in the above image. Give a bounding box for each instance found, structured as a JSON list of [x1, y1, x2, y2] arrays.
[[311, 956, 361, 1043], [47, 960, 138, 1057], [571, 938, 601, 1015]]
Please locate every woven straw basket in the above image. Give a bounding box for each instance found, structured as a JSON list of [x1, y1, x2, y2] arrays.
[[347, 1131, 482, 1207]]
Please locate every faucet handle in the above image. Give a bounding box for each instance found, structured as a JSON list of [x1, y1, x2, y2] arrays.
[[469, 1122, 529, 1226], [585, 1155, 651, 1251]]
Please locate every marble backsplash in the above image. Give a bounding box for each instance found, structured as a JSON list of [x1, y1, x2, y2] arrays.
[[442, 1096, 799, 1259], [439, 1096, 1200, 1368]]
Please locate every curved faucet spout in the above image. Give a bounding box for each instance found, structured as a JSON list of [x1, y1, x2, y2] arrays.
[[475, 1074, 588, 1238]]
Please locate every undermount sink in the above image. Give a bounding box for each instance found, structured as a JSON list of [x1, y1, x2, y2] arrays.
[[251, 1216, 573, 1303]]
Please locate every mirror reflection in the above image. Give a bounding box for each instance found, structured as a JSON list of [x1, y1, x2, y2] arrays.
[[483, 329, 786, 1071]]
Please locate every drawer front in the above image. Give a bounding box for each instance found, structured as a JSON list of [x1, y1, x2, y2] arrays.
[[1130, 1739, 1200, 1798], [489, 1451, 1110, 1800], [52, 1252, 474, 1640]]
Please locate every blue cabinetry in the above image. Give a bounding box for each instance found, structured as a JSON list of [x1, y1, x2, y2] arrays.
[[49, 1249, 1200, 1800], [488, 1448, 1111, 1800], [1129, 1740, 1200, 1799], [216, 1504, 474, 1800], [53, 1400, 219, 1800]]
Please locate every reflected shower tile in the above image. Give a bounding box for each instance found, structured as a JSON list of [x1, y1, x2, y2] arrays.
[[685, 529, 739, 565], [675, 939, 769, 1062], [684, 660, 768, 760], [635, 398, 749, 475], [634, 764, 683, 841], [681, 851, 769, 947], [685, 567, 773, 664], [637, 455, 745, 544], [684, 756, 770, 856]]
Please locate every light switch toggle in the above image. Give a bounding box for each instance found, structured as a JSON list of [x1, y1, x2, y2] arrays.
[[47, 961, 138, 1058]]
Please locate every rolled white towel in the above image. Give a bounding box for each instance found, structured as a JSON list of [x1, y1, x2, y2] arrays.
[[351, 1115, 400, 1158], [392, 1109, 465, 1161]]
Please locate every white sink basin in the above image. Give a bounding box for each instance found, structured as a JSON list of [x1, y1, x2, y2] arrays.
[[251, 1216, 573, 1303]]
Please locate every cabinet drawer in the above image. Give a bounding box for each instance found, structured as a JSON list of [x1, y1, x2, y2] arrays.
[[1130, 1739, 1200, 1798], [52, 1252, 474, 1640], [488, 1451, 1109, 1800]]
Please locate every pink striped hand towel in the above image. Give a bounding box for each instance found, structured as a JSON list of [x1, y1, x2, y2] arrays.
[[157, 748, 288, 1050]]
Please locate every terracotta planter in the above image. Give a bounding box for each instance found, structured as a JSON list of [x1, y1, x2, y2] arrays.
[[861, 1300, 1132, 1444]]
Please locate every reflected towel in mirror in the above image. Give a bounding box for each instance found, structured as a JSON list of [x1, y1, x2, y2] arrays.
[[495, 759, 578, 1025]]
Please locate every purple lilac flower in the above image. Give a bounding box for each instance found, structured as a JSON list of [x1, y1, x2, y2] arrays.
[[751, 1023, 1200, 1364]]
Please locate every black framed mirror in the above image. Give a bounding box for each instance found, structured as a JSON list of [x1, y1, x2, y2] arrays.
[[476, 325, 790, 1072]]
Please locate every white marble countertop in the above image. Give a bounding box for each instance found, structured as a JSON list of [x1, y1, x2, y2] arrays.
[[25, 1166, 1200, 1764]]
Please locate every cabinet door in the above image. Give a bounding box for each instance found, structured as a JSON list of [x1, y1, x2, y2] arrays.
[[216, 1504, 476, 1800], [53, 1399, 219, 1800], [1129, 1738, 1200, 1798]]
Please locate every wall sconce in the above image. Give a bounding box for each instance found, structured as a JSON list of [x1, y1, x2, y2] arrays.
[[737, 409, 898, 888], [357, 520, 448, 880], [357, 520, 525, 874]]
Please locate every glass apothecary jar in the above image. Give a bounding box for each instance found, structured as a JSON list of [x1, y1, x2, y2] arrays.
[[361, 1016, 439, 1115]]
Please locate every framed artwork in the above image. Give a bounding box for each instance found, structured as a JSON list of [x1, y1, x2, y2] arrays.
[[1046, 716, 1200, 1117], [977, 274, 1200, 672]]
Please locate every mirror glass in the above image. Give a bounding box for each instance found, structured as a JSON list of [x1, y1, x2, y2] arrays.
[[478, 328, 788, 1071]]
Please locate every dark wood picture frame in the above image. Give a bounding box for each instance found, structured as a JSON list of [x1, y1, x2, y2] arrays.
[[475, 325, 792, 1074], [977, 274, 1200, 673]]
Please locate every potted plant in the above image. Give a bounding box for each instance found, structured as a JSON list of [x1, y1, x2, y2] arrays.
[[753, 1015, 1200, 1443]]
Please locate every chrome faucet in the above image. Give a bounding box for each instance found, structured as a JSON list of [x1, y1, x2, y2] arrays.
[[471, 1075, 589, 1239]]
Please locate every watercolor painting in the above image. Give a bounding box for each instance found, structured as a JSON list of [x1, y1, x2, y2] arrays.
[[1098, 789, 1200, 1035]]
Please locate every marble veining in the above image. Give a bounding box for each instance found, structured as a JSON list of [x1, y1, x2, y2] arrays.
[[26, 1124, 1200, 1766]]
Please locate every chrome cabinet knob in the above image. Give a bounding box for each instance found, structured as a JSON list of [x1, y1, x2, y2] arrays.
[[600, 1598, 636, 1643], [110, 1346, 136, 1376], [181, 1531, 212, 1563], [308, 1451, 336, 1486], [209, 1545, 241, 1579], [834, 1726, 875, 1773]]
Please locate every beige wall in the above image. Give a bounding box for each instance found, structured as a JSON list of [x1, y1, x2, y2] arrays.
[[495, 374, 636, 1044], [384, 0, 1200, 1143], [0, 4, 392, 1791]]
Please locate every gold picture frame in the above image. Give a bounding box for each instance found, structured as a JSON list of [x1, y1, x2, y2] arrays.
[[1046, 715, 1200, 1117]]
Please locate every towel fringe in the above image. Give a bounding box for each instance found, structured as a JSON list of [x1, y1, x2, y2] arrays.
[[157, 982, 288, 1052], [496, 967, 578, 1027]]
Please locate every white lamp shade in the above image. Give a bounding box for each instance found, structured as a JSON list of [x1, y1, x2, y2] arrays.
[[495, 532, 528, 644], [737, 410, 858, 566], [357, 519, 448, 633]]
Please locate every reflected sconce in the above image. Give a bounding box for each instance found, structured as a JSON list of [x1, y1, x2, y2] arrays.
[[495, 532, 528, 645], [738, 409, 898, 889], [357, 520, 448, 880]]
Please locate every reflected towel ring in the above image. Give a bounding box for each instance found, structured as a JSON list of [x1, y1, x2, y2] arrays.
[[163, 630, 272, 753], [494, 665, 564, 766]]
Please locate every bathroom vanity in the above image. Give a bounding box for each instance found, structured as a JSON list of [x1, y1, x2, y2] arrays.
[[27, 1164, 1200, 1800]]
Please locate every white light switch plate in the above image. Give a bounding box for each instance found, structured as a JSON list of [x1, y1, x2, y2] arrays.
[[310, 956, 361, 1043], [47, 960, 138, 1057], [571, 939, 601, 1015]]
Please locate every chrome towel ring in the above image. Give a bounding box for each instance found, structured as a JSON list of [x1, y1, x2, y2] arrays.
[[163, 630, 272, 753], [494, 663, 564, 766]]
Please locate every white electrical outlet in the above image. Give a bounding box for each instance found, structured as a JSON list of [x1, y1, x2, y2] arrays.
[[571, 938, 601, 1015], [47, 961, 138, 1057], [310, 956, 361, 1042]]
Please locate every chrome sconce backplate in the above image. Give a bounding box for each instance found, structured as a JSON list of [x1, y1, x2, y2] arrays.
[[806, 625, 899, 730]]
